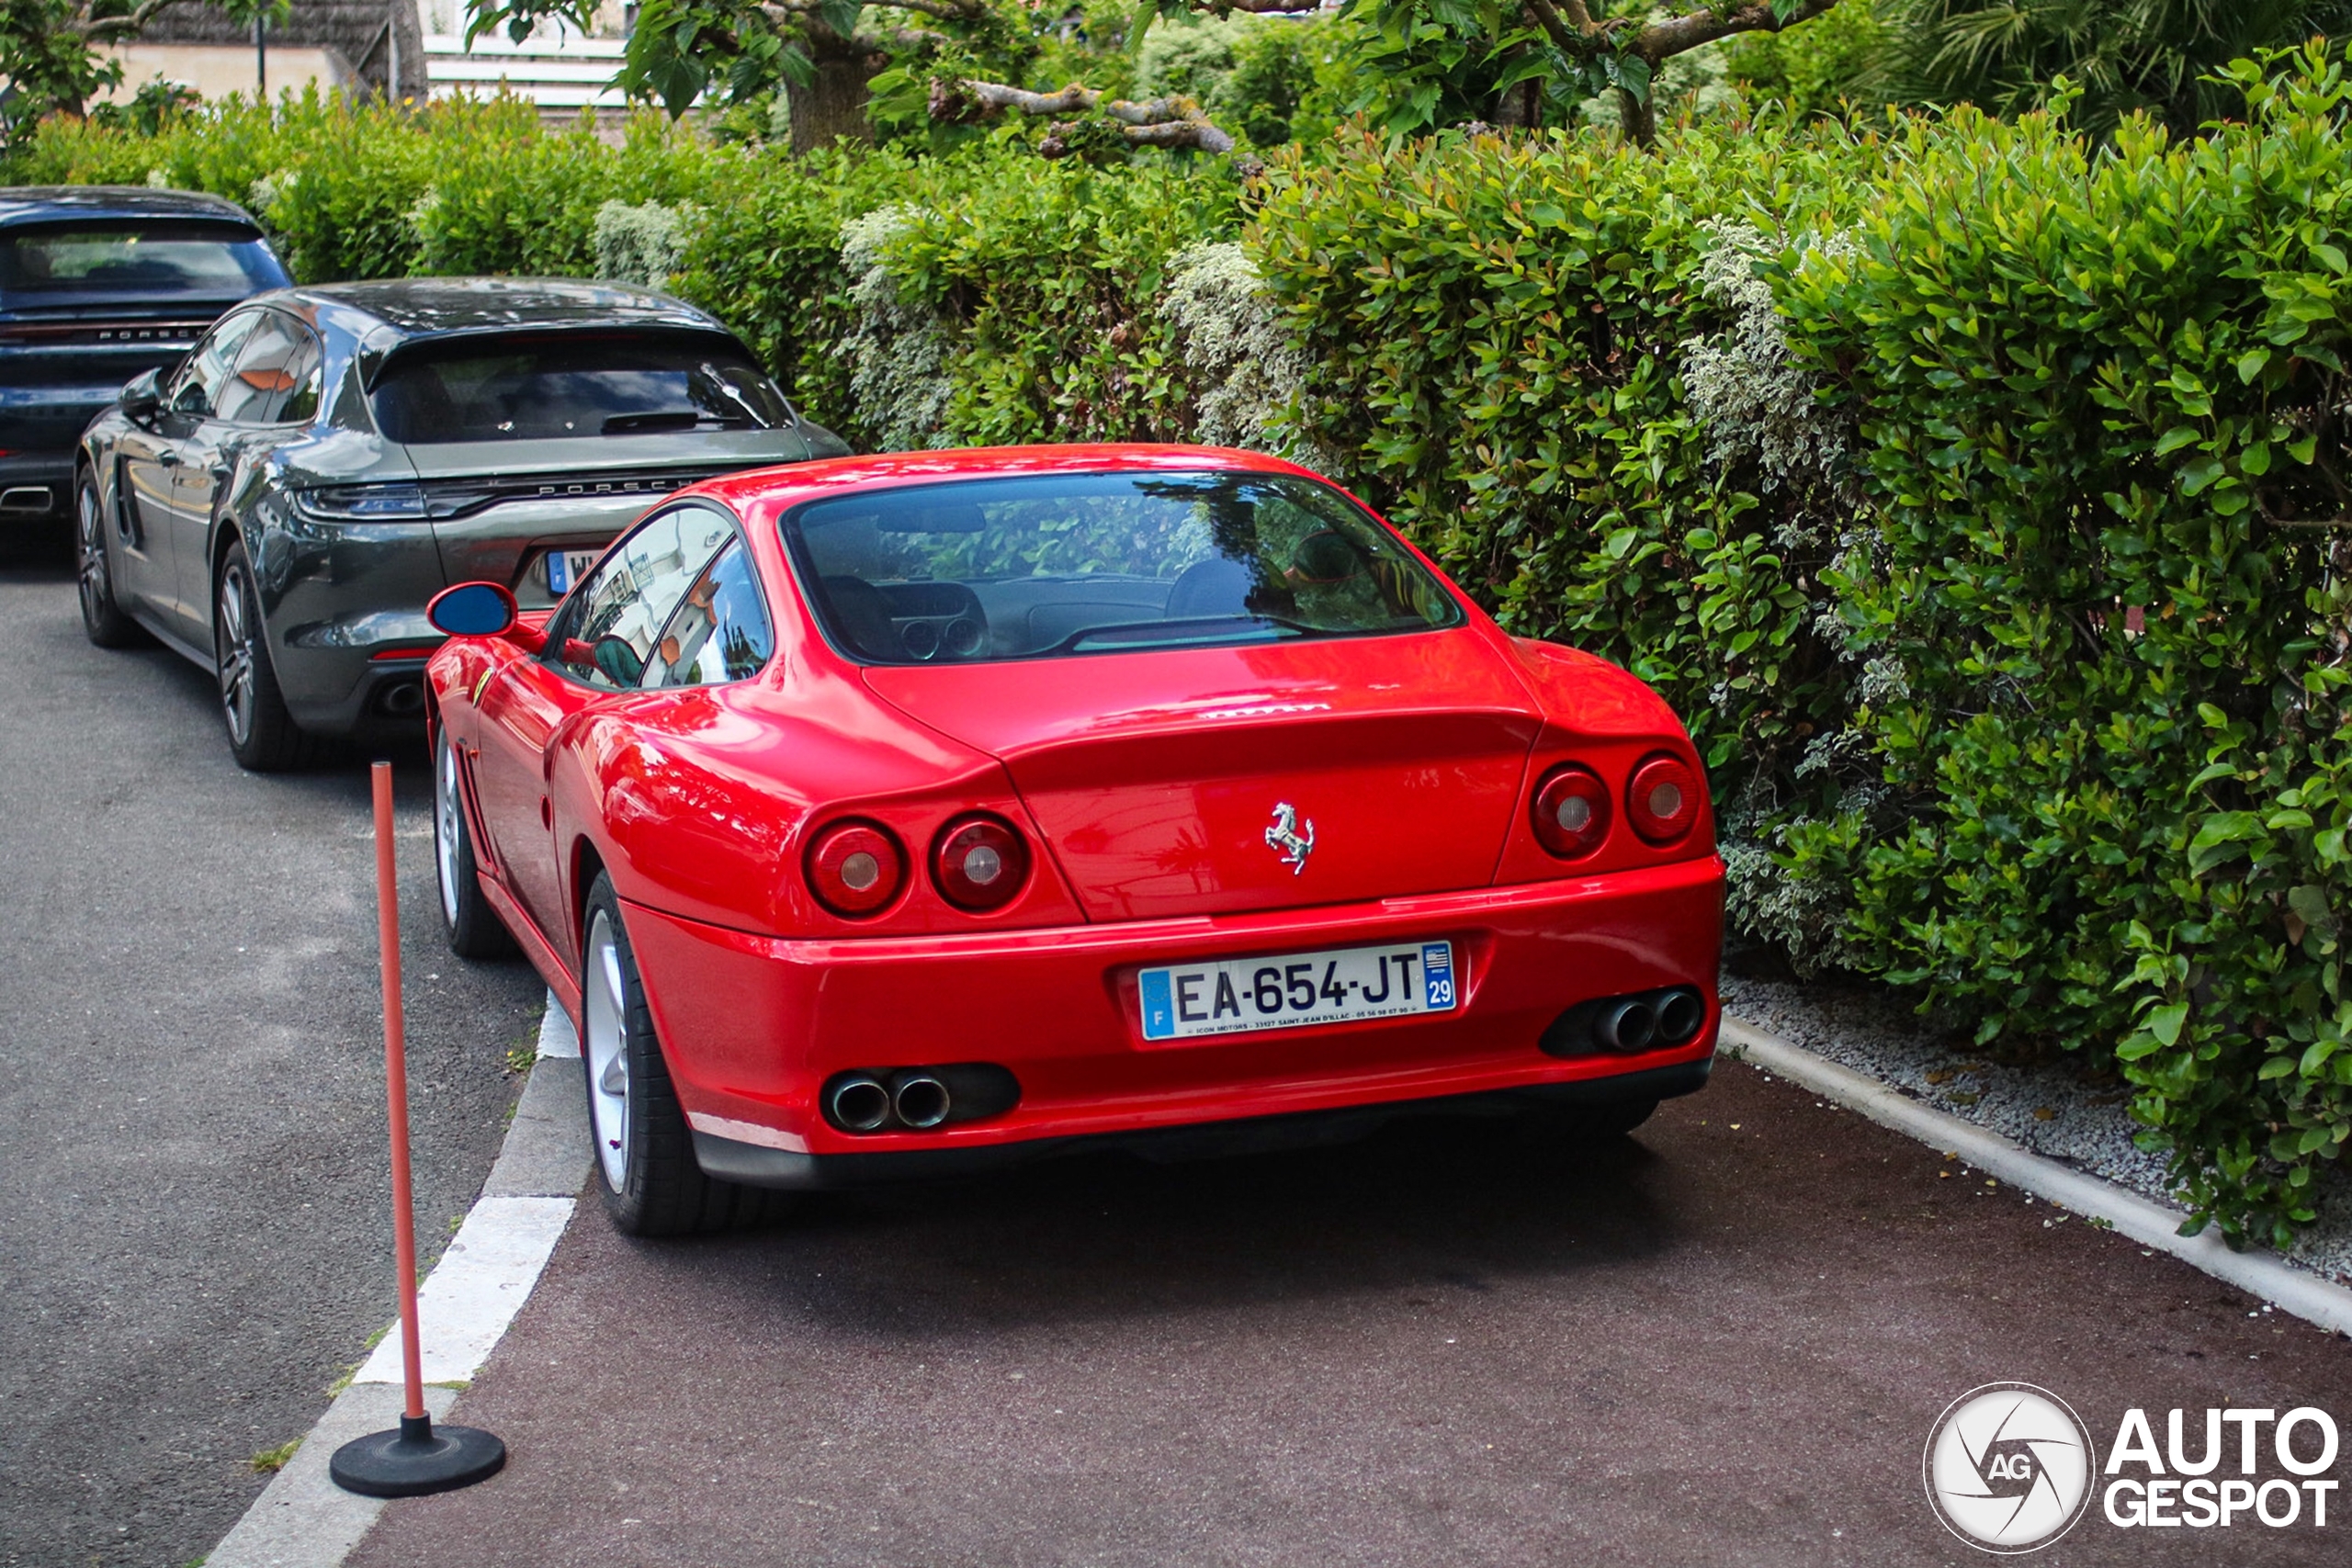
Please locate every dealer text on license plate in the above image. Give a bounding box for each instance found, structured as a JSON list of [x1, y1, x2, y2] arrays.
[[1138, 940, 1456, 1043], [543, 548, 602, 596]]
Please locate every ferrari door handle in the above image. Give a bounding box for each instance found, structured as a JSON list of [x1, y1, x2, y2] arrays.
[[156, 451, 181, 468]]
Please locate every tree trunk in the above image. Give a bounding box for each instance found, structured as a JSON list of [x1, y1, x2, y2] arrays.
[[786, 25, 880, 153], [1617, 84, 1656, 148], [391, 0, 427, 104]]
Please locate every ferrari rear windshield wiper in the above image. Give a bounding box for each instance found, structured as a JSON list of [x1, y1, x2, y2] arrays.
[[1045, 615, 1328, 655], [602, 412, 755, 434]]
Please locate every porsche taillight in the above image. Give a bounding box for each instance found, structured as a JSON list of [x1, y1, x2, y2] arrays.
[[1626, 752, 1701, 845], [932, 815, 1031, 912], [1532, 766, 1612, 860], [806, 820, 905, 917]]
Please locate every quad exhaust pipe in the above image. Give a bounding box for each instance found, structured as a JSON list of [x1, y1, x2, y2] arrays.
[[820, 1063, 1022, 1134], [1541, 986, 1711, 1058]]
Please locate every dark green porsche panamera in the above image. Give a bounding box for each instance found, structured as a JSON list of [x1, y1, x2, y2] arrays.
[[72, 276, 847, 769]]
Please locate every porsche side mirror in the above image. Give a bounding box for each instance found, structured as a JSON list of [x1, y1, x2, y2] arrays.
[[119, 368, 163, 426], [427, 581, 518, 638]]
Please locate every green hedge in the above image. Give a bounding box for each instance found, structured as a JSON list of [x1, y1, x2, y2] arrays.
[[12, 67, 2352, 1242], [1775, 61, 2352, 1245]]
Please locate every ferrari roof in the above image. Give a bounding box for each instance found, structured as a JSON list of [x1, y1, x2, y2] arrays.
[[695, 444, 1315, 523]]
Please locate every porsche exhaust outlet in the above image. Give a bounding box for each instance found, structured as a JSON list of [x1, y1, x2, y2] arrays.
[[827, 1074, 892, 1133], [1538, 986, 1711, 1057], [890, 1071, 952, 1130]]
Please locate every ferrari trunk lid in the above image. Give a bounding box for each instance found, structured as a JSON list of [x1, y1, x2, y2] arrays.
[[861, 629, 1542, 920]]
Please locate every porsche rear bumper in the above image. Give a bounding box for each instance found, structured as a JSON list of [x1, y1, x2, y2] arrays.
[[622, 853, 1724, 1188]]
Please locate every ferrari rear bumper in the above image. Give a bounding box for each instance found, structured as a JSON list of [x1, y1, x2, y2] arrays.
[[689, 1058, 1712, 1190], [621, 853, 1724, 1185]]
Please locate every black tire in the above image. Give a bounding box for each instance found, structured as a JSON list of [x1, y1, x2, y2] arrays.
[[580, 874, 786, 1236], [214, 536, 313, 772], [74, 468, 142, 649], [433, 725, 518, 961]]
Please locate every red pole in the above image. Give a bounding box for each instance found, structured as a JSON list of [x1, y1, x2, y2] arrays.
[[373, 761, 425, 1425], [330, 760, 502, 1495]]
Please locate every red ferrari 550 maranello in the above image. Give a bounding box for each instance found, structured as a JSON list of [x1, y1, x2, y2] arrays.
[[423, 444, 1724, 1235]]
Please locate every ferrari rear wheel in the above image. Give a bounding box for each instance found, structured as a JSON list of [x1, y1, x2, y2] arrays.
[[581, 874, 786, 1236], [75, 469, 141, 649], [434, 727, 517, 961], [215, 538, 313, 773]]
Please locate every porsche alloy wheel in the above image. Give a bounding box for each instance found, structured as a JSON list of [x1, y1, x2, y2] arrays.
[[213, 540, 311, 772], [75, 471, 140, 649], [581, 874, 783, 1235], [434, 728, 516, 960]]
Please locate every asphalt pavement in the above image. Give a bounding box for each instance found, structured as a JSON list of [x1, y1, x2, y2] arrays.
[[350, 1061, 2352, 1567], [0, 532, 545, 1568]]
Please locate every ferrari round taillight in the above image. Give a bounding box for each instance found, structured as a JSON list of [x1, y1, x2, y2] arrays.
[[1532, 766, 1612, 860], [805, 820, 905, 918], [1627, 752, 1701, 845], [933, 815, 1031, 912]]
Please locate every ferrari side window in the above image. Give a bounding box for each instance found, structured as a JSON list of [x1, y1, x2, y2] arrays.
[[642, 538, 772, 688], [550, 506, 737, 690]]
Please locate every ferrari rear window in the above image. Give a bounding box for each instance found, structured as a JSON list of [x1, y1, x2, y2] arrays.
[[781, 470, 1464, 665], [370, 334, 792, 444]]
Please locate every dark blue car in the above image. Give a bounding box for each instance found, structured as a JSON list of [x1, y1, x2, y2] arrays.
[[0, 186, 288, 525]]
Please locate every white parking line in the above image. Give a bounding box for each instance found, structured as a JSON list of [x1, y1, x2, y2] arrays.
[[207, 993, 585, 1568]]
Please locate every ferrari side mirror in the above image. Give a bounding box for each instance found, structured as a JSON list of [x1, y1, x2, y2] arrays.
[[427, 581, 519, 638]]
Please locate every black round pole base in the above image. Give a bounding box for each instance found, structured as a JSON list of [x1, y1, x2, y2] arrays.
[[330, 1413, 505, 1498]]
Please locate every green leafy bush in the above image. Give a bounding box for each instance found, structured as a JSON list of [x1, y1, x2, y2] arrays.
[[1774, 57, 2352, 1245]]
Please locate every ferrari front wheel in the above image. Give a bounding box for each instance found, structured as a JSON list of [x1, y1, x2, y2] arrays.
[[434, 728, 516, 960], [581, 874, 783, 1235]]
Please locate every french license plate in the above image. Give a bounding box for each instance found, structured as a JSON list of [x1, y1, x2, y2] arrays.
[[543, 548, 601, 596], [1138, 940, 1457, 1043]]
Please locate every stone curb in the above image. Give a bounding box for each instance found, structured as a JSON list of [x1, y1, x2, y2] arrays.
[[1720, 1014, 2352, 1338], [204, 996, 585, 1568]]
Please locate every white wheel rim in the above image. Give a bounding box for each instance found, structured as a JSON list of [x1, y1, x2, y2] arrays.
[[435, 735, 464, 930], [583, 911, 631, 1192]]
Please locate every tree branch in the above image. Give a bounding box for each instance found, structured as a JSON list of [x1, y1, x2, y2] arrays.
[[73, 0, 177, 45], [1632, 0, 1841, 63], [1520, 0, 1586, 57], [938, 78, 1237, 155], [763, 0, 985, 22]]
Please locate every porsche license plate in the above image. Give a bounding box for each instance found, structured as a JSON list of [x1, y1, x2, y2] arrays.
[[543, 548, 601, 596], [1137, 940, 1457, 1043]]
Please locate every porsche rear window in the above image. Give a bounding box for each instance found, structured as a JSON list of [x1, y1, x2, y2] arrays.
[[0, 220, 283, 298], [781, 470, 1464, 665], [370, 335, 791, 444]]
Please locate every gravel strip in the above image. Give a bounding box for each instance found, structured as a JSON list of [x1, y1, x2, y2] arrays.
[[1721, 969, 2352, 1287]]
